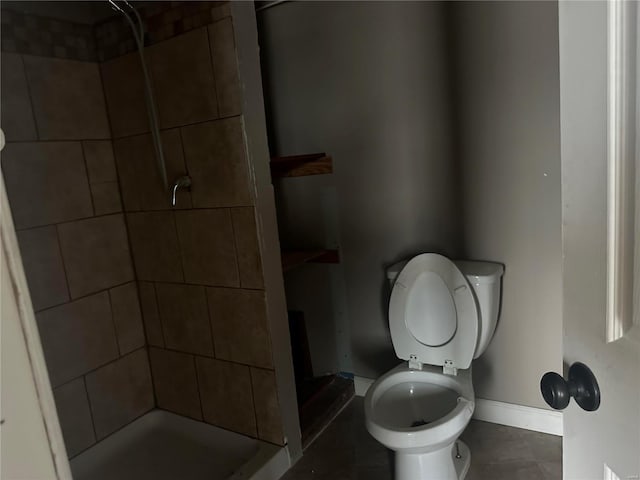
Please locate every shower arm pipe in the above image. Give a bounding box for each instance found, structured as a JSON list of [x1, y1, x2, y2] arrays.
[[107, 0, 168, 190]]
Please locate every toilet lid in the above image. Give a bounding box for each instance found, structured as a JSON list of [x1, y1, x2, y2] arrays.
[[389, 253, 478, 370]]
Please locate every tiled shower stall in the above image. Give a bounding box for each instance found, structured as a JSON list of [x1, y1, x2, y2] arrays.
[[1, 1, 284, 460]]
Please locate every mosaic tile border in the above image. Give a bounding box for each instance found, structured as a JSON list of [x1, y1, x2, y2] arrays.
[[1, 1, 231, 63], [95, 1, 230, 62], [1, 8, 97, 62]]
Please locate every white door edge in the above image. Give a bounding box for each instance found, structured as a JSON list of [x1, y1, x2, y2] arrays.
[[1, 135, 72, 478], [606, 0, 638, 343], [604, 464, 622, 480]]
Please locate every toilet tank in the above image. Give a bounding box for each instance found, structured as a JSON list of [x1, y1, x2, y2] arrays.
[[386, 258, 504, 359], [386, 260, 409, 286], [453, 260, 504, 358]]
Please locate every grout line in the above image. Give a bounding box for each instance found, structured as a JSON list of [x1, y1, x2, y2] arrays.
[[192, 355, 206, 421], [144, 279, 264, 292], [52, 225, 73, 305], [176, 126, 193, 206], [203, 284, 217, 359], [34, 278, 136, 315], [31, 276, 267, 316], [115, 182, 148, 353], [95, 59, 145, 364], [88, 179, 120, 186], [151, 282, 168, 348], [96, 40, 166, 427], [127, 203, 258, 212], [152, 405, 261, 441], [54, 353, 148, 451], [49, 346, 148, 391], [66, 407, 152, 460], [205, 19, 222, 119], [227, 207, 243, 288], [106, 288, 123, 357], [15, 211, 123, 232], [187, 350, 274, 372], [2, 108, 246, 146], [145, 345, 159, 410], [210, 14, 233, 28], [79, 141, 97, 217], [137, 282, 153, 347], [4, 136, 111, 144], [82, 375, 99, 445], [18, 53, 42, 141], [108, 112, 242, 142], [145, 347, 274, 380], [243, 363, 277, 374], [247, 366, 261, 440], [154, 405, 205, 424], [13, 204, 259, 233]]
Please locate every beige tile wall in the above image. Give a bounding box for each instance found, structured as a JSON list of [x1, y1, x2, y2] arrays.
[[0, 47, 152, 457], [1, 4, 285, 454], [102, 15, 284, 446], [23, 55, 110, 140]]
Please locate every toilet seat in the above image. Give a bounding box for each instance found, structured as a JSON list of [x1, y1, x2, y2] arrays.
[[364, 363, 474, 452], [389, 253, 478, 372]]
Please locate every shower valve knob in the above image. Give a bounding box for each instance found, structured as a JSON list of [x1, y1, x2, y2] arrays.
[[540, 362, 600, 411]]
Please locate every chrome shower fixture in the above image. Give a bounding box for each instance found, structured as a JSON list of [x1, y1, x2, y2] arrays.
[[107, 0, 173, 202], [170, 176, 192, 207]]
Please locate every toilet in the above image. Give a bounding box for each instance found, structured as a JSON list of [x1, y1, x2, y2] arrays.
[[364, 253, 503, 480]]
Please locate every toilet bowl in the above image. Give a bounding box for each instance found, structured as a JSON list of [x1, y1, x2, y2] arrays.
[[364, 253, 503, 480]]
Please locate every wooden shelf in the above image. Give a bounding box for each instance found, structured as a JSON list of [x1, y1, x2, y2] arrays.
[[281, 249, 339, 272], [270, 153, 333, 178]]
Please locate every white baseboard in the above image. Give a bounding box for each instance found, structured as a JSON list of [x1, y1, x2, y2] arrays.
[[473, 398, 563, 436], [353, 375, 562, 437]]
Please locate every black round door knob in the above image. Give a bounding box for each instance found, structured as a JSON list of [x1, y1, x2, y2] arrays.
[[540, 362, 601, 411]]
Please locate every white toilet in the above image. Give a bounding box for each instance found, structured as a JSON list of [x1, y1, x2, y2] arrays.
[[364, 253, 503, 480]]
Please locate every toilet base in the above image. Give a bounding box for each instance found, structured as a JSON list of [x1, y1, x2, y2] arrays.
[[395, 440, 471, 480]]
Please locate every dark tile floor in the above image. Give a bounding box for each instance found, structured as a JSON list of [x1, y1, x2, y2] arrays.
[[282, 397, 561, 480]]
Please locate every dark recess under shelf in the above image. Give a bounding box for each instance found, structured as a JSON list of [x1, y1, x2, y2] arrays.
[[270, 153, 333, 178], [281, 249, 339, 272]]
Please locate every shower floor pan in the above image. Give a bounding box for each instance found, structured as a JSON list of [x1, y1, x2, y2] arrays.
[[70, 410, 289, 480]]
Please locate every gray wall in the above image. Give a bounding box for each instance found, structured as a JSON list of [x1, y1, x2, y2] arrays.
[[451, 1, 563, 409], [258, 1, 461, 379], [259, 1, 563, 410]]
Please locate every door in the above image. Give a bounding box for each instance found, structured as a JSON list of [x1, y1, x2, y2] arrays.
[[558, 2, 640, 479], [0, 129, 72, 479]]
